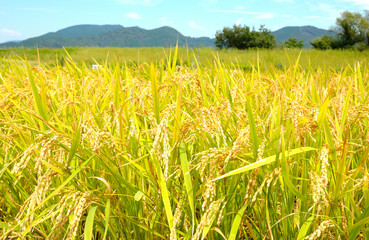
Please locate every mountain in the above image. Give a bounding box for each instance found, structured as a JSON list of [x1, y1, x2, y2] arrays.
[[0, 24, 336, 49], [0, 24, 215, 48], [272, 26, 336, 48], [42, 24, 123, 38]]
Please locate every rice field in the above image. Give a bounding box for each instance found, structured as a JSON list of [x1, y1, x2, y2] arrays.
[[1, 48, 369, 239]]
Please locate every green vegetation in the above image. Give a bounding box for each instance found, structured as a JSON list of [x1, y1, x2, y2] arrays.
[[281, 37, 304, 49], [273, 26, 336, 48], [43, 24, 123, 37], [215, 25, 276, 49], [1, 47, 369, 71], [312, 10, 369, 50], [1, 48, 369, 239], [0, 25, 214, 48], [311, 35, 336, 50], [0, 24, 337, 50]]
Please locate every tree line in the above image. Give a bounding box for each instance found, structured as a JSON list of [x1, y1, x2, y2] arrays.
[[215, 10, 369, 50]]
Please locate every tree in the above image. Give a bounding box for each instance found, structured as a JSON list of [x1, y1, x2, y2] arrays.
[[311, 11, 369, 50], [332, 11, 369, 48], [281, 37, 304, 49], [310, 36, 335, 50], [215, 25, 276, 49]]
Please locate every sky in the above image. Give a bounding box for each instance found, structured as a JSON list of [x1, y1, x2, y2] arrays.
[[1, 0, 369, 43]]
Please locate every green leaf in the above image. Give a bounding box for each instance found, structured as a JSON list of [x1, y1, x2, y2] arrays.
[[317, 95, 330, 128], [339, 83, 352, 135], [280, 129, 304, 200], [150, 58, 160, 124], [297, 217, 314, 240], [246, 97, 259, 160], [151, 153, 173, 229], [25, 59, 49, 130], [102, 199, 110, 240], [228, 205, 247, 240], [179, 141, 195, 234], [67, 123, 81, 165], [172, 84, 182, 146], [348, 205, 369, 240], [84, 206, 98, 240], [212, 147, 316, 181]]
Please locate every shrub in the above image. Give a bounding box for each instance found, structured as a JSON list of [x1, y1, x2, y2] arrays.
[[215, 25, 277, 49]]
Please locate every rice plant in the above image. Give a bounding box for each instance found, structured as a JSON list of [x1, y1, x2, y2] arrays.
[[0, 48, 369, 239]]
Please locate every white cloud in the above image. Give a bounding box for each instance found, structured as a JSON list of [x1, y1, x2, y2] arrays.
[[126, 12, 141, 19], [212, 9, 260, 15], [1, 28, 22, 37], [189, 21, 205, 30], [213, 10, 277, 20], [256, 13, 275, 19], [340, 0, 369, 9], [235, 18, 243, 25], [114, 0, 162, 6], [159, 16, 168, 25], [303, 15, 336, 20], [317, 3, 341, 18], [304, 15, 320, 19], [235, 5, 245, 10]]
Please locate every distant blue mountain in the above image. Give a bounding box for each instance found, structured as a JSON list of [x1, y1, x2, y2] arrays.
[[0, 24, 335, 48], [272, 25, 336, 48], [0, 24, 215, 48]]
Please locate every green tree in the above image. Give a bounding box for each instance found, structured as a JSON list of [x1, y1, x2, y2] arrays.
[[281, 37, 304, 49], [310, 35, 335, 50], [333, 11, 369, 48], [215, 25, 276, 49]]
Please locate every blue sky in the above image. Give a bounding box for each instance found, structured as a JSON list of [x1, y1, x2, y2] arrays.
[[1, 0, 369, 43]]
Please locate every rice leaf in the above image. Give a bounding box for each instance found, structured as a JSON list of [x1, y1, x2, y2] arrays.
[[348, 205, 369, 240], [84, 205, 98, 240], [212, 147, 316, 181], [228, 205, 247, 240], [297, 216, 314, 240], [103, 199, 110, 240], [150, 58, 160, 124], [246, 96, 258, 160], [179, 141, 194, 233]]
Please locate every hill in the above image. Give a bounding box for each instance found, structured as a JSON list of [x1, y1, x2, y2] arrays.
[[42, 24, 123, 38], [0, 24, 336, 49], [272, 26, 336, 48], [0, 24, 215, 48]]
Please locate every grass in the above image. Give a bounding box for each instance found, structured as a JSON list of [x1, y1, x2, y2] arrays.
[[0, 48, 369, 239], [1, 46, 369, 70]]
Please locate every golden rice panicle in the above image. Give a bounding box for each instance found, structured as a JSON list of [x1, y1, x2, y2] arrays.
[[216, 200, 227, 226], [243, 169, 259, 201], [319, 147, 329, 192], [310, 147, 330, 206], [202, 180, 216, 211], [12, 138, 40, 174], [224, 126, 251, 165], [66, 192, 90, 240], [193, 197, 225, 240], [14, 168, 54, 232], [151, 111, 171, 179], [80, 115, 117, 153], [305, 219, 334, 240], [49, 193, 77, 240], [256, 138, 267, 162], [170, 199, 183, 240], [339, 203, 348, 231]]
